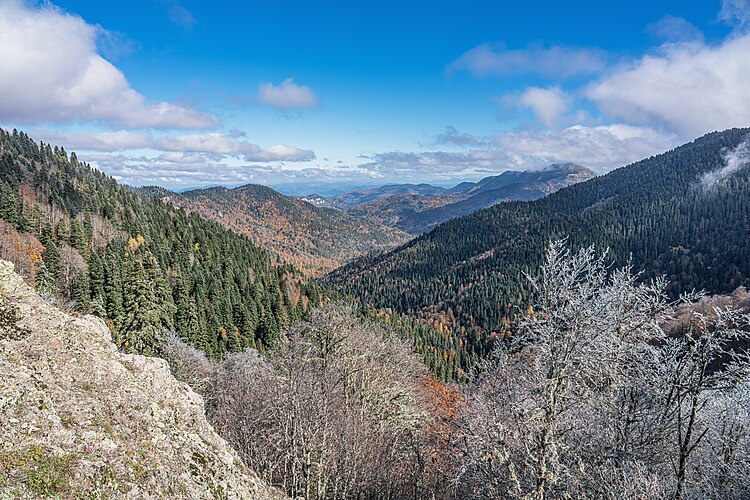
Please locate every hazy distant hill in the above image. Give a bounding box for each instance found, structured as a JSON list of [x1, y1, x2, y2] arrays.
[[345, 193, 465, 228], [174, 184, 410, 276], [329, 183, 451, 208], [339, 163, 595, 233]]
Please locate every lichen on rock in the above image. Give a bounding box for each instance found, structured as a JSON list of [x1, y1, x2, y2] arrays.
[[0, 260, 284, 499]]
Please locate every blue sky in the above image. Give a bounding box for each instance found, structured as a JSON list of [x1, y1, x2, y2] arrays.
[[0, 0, 749, 194]]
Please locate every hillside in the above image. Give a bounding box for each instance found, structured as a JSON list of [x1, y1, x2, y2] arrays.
[[329, 183, 451, 208], [328, 129, 750, 343], [345, 193, 465, 228], [173, 183, 409, 276], [0, 128, 321, 359], [0, 260, 283, 498], [339, 164, 595, 234]]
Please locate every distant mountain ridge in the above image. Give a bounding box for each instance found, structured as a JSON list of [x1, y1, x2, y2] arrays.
[[325, 163, 596, 233], [335, 183, 451, 206]]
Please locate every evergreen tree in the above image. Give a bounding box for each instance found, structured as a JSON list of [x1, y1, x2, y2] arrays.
[[103, 255, 124, 319], [117, 255, 162, 355], [0, 181, 19, 227], [73, 273, 90, 312], [34, 261, 56, 296]]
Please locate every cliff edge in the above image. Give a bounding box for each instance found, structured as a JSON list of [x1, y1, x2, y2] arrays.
[[0, 260, 282, 499]]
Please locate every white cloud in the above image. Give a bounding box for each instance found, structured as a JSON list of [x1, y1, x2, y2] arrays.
[[449, 43, 607, 78], [586, 35, 750, 137], [32, 130, 153, 150], [32, 130, 315, 162], [157, 133, 314, 161], [360, 149, 532, 179], [515, 86, 572, 127], [701, 134, 750, 188], [80, 152, 379, 189], [0, 0, 216, 128], [162, 0, 196, 32], [257, 79, 318, 110], [496, 124, 679, 170]]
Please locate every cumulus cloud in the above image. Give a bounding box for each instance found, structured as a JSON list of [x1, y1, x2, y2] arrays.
[[80, 152, 377, 189], [32, 130, 152, 151], [449, 43, 607, 78], [0, 0, 216, 128], [360, 149, 532, 179], [157, 133, 315, 161], [257, 79, 318, 110], [586, 35, 750, 137], [514, 86, 573, 127], [358, 124, 679, 180], [496, 124, 679, 170]]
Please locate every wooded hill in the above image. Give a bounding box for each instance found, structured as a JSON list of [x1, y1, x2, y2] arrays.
[[158, 183, 409, 277], [328, 128, 750, 372], [0, 128, 324, 358]]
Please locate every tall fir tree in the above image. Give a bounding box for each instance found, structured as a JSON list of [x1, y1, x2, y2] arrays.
[[117, 254, 162, 355]]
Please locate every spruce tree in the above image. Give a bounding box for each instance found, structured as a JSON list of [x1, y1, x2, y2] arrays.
[[118, 255, 162, 355], [72, 273, 90, 312], [0, 181, 19, 227], [34, 261, 56, 296]]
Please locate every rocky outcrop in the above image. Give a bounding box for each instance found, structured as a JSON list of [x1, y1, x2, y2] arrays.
[[0, 260, 283, 499]]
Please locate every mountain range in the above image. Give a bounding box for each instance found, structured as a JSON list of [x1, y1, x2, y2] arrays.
[[3, 126, 750, 382], [305, 163, 596, 234], [327, 129, 750, 364]]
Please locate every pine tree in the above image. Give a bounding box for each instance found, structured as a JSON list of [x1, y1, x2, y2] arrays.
[[70, 219, 87, 254], [73, 273, 90, 312], [142, 251, 175, 330], [34, 261, 56, 296], [117, 255, 162, 355], [0, 181, 19, 227], [103, 256, 124, 319]]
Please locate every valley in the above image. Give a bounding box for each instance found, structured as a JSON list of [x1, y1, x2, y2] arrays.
[[139, 183, 410, 276], [2, 1, 750, 496]]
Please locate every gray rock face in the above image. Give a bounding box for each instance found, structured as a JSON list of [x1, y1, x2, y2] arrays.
[[0, 260, 284, 499]]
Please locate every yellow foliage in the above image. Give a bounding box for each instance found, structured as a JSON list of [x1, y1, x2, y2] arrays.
[[125, 234, 146, 254]]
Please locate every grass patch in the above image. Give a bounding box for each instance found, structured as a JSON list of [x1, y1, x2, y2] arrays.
[[0, 445, 78, 496]]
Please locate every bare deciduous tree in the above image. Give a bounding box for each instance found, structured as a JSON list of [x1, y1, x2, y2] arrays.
[[164, 303, 450, 499], [456, 241, 750, 500]]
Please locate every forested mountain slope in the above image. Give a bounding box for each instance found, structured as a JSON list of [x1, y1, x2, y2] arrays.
[[172, 183, 409, 276], [328, 129, 750, 340], [0, 128, 322, 358]]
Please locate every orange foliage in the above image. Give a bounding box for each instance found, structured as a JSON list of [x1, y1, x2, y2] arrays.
[[0, 219, 44, 283], [419, 374, 466, 478]]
